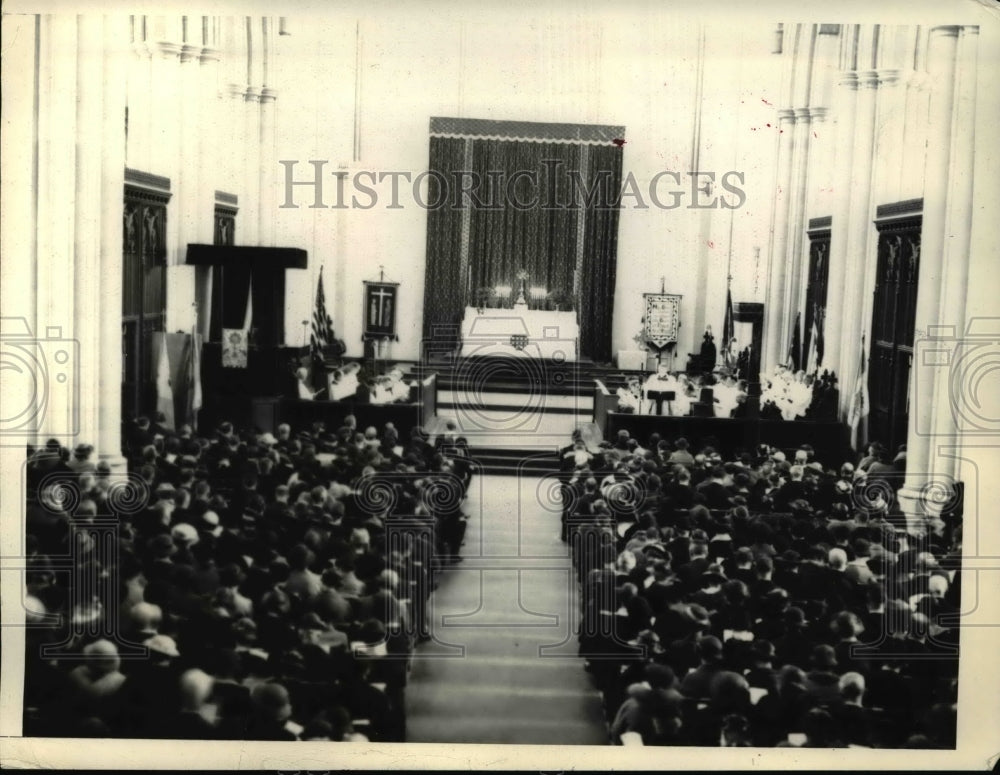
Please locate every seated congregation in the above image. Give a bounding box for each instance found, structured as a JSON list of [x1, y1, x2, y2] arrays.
[[560, 430, 960, 748], [21, 414, 474, 741]]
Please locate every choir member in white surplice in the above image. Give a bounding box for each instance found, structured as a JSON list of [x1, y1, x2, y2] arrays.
[[329, 362, 361, 401], [370, 367, 414, 404], [642, 364, 680, 415], [672, 375, 696, 417], [296, 367, 323, 400], [616, 379, 643, 413], [713, 374, 742, 418]]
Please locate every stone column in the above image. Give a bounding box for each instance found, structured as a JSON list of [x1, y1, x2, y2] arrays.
[[258, 17, 278, 247], [98, 16, 129, 470], [126, 16, 154, 172], [834, 60, 879, 417], [900, 29, 930, 200], [242, 85, 262, 245], [195, 21, 222, 339], [73, 15, 105, 457], [762, 107, 796, 371], [784, 106, 814, 332], [259, 87, 278, 247], [824, 67, 860, 389], [897, 26, 961, 528]]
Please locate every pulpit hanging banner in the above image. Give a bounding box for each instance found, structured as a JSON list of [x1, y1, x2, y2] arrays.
[[643, 293, 682, 348], [363, 280, 399, 341]]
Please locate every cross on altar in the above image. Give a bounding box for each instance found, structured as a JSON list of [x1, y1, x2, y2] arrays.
[[363, 279, 399, 341], [369, 285, 394, 328]]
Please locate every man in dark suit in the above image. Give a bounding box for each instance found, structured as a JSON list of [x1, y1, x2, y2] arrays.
[[695, 465, 733, 510]]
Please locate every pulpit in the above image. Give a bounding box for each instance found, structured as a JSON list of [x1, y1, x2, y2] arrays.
[[186, 244, 308, 429]]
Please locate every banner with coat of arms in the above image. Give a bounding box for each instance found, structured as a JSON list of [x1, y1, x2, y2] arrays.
[[643, 293, 682, 349]]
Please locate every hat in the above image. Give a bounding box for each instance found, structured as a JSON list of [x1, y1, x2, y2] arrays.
[[785, 606, 807, 626], [199, 510, 223, 537], [259, 432, 278, 446], [314, 589, 352, 624], [645, 664, 676, 689], [144, 633, 180, 658], [776, 549, 801, 565], [789, 499, 814, 514], [74, 443, 93, 457], [751, 639, 776, 660], [699, 571, 727, 587], [686, 603, 712, 629], [231, 617, 257, 640], [811, 644, 838, 669], [697, 635, 724, 661], [24, 595, 48, 624], [251, 682, 292, 722], [171, 522, 199, 546], [357, 618, 387, 646], [148, 533, 176, 558], [130, 601, 162, 635]]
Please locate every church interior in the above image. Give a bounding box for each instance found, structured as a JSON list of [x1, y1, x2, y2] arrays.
[[2, 5, 999, 764]]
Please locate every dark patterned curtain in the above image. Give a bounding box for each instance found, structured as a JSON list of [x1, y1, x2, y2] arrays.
[[422, 126, 623, 363], [579, 144, 622, 363], [467, 140, 581, 303], [421, 136, 468, 352]]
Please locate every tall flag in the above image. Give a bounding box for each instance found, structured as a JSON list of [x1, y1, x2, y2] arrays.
[[188, 325, 203, 431], [849, 333, 870, 452], [806, 310, 822, 375], [787, 311, 802, 371], [310, 268, 335, 359], [154, 333, 175, 429], [815, 306, 824, 367], [310, 268, 336, 390], [722, 285, 735, 368]]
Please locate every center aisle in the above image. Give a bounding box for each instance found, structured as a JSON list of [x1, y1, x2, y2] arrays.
[[405, 474, 608, 745]]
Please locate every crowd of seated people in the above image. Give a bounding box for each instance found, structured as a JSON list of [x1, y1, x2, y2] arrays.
[[559, 429, 961, 748], [22, 413, 474, 740]]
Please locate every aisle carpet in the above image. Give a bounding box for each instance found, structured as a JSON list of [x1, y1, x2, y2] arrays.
[[404, 474, 607, 745]]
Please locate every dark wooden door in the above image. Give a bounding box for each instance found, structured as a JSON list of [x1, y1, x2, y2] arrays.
[[121, 179, 168, 426], [868, 212, 921, 453]]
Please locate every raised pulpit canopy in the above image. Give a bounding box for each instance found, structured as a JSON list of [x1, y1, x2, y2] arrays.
[[186, 244, 308, 269], [186, 243, 307, 346]]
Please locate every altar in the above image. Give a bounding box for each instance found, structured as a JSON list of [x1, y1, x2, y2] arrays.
[[460, 306, 579, 361]]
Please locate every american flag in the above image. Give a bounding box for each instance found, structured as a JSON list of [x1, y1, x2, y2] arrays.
[[310, 268, 335, 361], [849, 333, 870, 452], [722, 285, 735, 367]]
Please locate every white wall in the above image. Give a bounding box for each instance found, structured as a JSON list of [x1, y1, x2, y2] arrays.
[[271, 13, 783, 362]]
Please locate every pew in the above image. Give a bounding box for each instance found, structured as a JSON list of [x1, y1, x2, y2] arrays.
[[277, 373, 437, 439]]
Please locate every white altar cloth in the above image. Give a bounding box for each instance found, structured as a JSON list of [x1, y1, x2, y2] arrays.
[[460, 306, 579, 361]]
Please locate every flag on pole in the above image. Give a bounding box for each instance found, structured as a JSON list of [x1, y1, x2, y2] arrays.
[[310, 268, 336, 391], [188, 325, 203, 430], [154, 333, 175, 429], [310, 268, 335, 361], [849, 333, 870, 452], [787, 311, 802, 371], [722, 285, 735, 368], [806, 310, 822, 375]]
